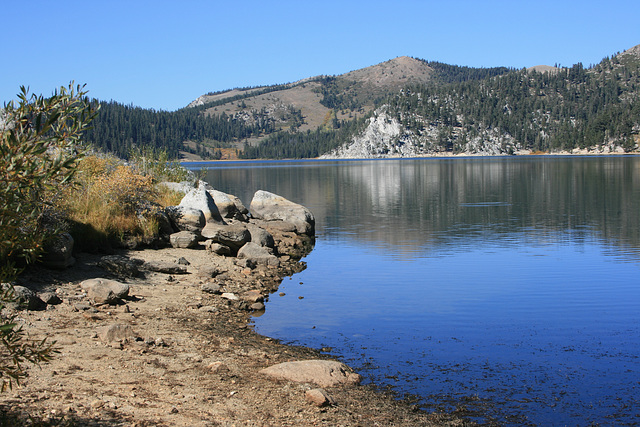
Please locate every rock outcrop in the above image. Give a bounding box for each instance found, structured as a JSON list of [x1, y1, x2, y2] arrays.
[[160, 186, 315, 263]]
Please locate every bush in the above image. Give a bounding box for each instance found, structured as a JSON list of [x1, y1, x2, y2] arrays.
[[0, 83, 95, 389]]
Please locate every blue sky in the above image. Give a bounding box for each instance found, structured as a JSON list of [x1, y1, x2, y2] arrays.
[[2, 0, 638, 111]]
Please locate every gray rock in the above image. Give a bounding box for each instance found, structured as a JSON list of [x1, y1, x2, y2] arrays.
[[153, 209, 176, 236], [40, 232, 75, 269], [249, 190, 315, 235], [201, 223, 251, 253], [204, 240, 232, 256], [246, 223, 275, 248], [237, 242, 279, 267], [165, 206, 206, 232], [201, 282, 222, 294], [242, 290, 264, 303], [143, 261, 188, 274], [39, 292, 62, 305], [11, 285, 47, 311], [208, 189, 248, 221], [80, 278, 130, 304], [249, 302, 265, 311], [197, 266, 220, 278], [169, 231, 200, 249], [260, 360, 361, 388], [179, 188, 224, 224]]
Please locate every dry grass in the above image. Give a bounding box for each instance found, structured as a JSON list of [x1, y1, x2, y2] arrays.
[[55, 154, 186, 251]]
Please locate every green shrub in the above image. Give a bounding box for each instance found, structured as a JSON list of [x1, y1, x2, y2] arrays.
[[0, 83, 95, 390]]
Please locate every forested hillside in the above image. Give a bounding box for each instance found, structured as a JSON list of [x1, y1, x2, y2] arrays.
[[319, 46, 640, 158], [82, 100, 278, 159], [81, 45, 640, 160]]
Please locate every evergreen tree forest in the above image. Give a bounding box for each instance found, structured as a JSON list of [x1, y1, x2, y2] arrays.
[[83, 100, 278, 159], [386, 54, 640, 152], [241, 116, 369, 159]]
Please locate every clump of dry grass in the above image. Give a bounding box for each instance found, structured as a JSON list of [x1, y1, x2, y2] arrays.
[[55, 154, 187, 251]]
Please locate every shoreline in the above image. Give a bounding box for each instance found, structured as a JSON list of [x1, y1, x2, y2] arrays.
[[1, 247, 469, 426], [179, 150, 640, 163]]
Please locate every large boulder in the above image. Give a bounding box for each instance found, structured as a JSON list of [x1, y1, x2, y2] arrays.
[[179, 188, 224, 224], [165, 206, 206, 232], [200, 223, 251, 253], [169, 231, 201, 249], [249, 191, 315, 235], [260, 360, 361, 388], [40, 232, 75, 269], [208, 189, 248, 221]]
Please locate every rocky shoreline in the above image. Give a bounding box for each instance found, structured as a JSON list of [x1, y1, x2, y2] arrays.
[[1, 187, 468, 426]]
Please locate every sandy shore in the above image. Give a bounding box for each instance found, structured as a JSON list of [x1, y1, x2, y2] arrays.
[[1, 247, 468, 426]]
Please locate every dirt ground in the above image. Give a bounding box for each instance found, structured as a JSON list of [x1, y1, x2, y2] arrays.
[[1, 247, 471, 426]]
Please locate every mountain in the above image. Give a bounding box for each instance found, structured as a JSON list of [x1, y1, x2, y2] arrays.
[[83, 44, 640, 160], [244, 44, 640, 159]]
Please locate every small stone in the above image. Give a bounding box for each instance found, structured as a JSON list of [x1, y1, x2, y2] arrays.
[[197, 266, 220, 278], [169, 230, 201, 249], [221, 293, 239, 301], [201, 283, 222, 294], [169, 407, 179, 414], [305, 388, 336, 407], [207, 361, 229, 373], [98, 324, 137, 343], [39, 292, 62, 305], [250, 302, 265, 311], [242, 290, 263, 303]]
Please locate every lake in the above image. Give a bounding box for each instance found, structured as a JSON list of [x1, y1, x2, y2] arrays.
[[189, 156, 640, 426]]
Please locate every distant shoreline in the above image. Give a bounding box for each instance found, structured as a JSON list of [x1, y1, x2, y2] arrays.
[[180, 150, 640, 164]]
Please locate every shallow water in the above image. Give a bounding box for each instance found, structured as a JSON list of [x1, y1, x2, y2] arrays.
[[193, 156, 640, 425]]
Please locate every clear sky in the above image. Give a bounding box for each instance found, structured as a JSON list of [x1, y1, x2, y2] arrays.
[[2, 0, 638, 111]]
